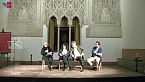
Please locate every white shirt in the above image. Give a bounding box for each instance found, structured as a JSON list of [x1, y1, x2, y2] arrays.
[[73, 47, 81, 58], [62, 49, 67, 55], [94, 47, 99, 53]]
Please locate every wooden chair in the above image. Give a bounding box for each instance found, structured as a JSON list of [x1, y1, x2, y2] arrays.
[[41, 60, 46, 70], [58, 60, 63, 70], [72, 60, 83, 70], [94, 59, 102, 71], [58, 59, 69, 70]]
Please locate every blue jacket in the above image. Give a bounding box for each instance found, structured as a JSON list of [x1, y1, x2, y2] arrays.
[[91, 47, 102, 57]]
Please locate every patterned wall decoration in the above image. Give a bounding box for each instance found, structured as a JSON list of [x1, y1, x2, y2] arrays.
[[43, 0, 85, 25], [92, 0, 121, 25], [86, 0, 121, 38], [7, 0, 42, 37], [8, 0, 37, 24], [6, 0, 121, 37]]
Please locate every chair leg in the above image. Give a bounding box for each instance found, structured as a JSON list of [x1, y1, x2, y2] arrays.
[[97, 65, 100, 71], [59, 60, 63, 70], [95, 60, 98, 71], [80, 66, 82, 70], [94, 60, 99, 71], [42, 60, 45, 70], [99, 62, 102, 70], [97, 62, 102, 71], [59, 63, 61, 70]]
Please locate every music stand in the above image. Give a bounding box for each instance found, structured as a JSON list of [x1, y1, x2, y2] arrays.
[[8, 40, 22, 63], [8, 40, 22, 75]]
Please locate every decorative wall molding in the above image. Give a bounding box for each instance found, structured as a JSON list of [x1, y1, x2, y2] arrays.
[[43, 0, 85, 25]]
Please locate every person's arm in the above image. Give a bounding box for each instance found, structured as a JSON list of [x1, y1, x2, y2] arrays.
[[70, 48, 75, 58], [96, 53, 102, 56], [58, 48, 63, 56], [46, 47, 53, 56], [47, 52, 53, 55], [91, 47, 96, 57], [41, 48, 47, 56], [78, 47, 84, 56], [96, 48, 102, 56], [78, 45, 84, 52]]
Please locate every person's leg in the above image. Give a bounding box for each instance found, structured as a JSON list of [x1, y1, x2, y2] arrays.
[[98, 56, 102, 66], [94, 56, 101, 71], [42, 56, 50, 70], [67, 56, 72, 71], [87, 57, 95, 70], [87, 57, 94, 66], [48, 57, 53, 71], [94, 56, 100, 64], [76, 56, 84, 72], [42, 56, 48, 70], [62, 55, 67, 71]]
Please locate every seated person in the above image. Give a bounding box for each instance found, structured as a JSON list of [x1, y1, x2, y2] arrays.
[[87, 41, 103, 71], [69, 41, 84, 72], [41, 42, 53, 71], [58, 43, 69, 71]]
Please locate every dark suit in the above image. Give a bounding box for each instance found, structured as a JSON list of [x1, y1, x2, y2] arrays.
[[92, 47, 103, 62], [41, 46, 53, 71]]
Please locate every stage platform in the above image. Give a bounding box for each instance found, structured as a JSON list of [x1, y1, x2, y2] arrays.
[[0, 65, 145, 82]]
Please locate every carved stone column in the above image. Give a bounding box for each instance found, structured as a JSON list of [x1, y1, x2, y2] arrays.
[[57, 20, 61, 51], [68, 20, 72, 50]]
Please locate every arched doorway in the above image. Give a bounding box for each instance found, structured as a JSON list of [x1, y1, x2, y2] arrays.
[[72, 16, 80, 45], [48, 16, 80, 52], [48, 16, 57, 51]]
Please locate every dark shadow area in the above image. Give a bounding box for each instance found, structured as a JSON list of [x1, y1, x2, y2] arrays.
[[0, 76, 145, 82]]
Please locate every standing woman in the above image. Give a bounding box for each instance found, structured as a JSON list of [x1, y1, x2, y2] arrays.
[[41, 42, 53, 71]]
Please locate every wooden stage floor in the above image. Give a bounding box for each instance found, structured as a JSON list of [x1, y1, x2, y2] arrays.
[[0, 65, 145, 81]]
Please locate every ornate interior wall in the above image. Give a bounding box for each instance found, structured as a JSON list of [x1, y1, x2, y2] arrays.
[[43, 0, 85, 26], [7, 0, 42, 37], [86, 0, 121, 38], [6, 0, 121, 37]]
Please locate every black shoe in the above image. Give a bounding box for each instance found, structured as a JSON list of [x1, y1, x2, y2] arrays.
[[69, 68, 72, 71], [49, 66, 52, 71], [49, 68, 52, 71], [93, 67, 96, 70], [80, 69, 84, 72], [62, 68, 65, 71], [69, 67, 72, 71], [94, 68, 97, 71]]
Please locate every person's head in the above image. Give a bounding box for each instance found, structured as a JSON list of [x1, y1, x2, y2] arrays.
[[71, 41, 77, 47], [95, 41, 101, 48], [62, 44, 67, 49], [43, 42, 48, 47]]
